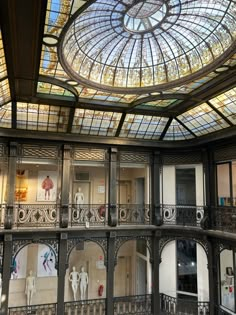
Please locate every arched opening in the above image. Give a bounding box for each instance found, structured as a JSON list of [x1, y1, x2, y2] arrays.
[[65, 240, 106, 312], [8, 243, 58, 309]]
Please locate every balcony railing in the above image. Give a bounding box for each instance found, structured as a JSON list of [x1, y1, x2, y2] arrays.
[[64, 298, 106, 315], [8, 302, 57, 314], [14, 204, 59, 228], [160, 293, 209, 315], [162, 204, 204, 227], [114, 294, 152, 315], [213, 206, 236, 233], [70, 204, 107, 227], [118, 204, 150, 225]]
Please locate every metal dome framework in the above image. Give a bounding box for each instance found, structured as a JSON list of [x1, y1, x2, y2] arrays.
[[59, 0, 236, 93]]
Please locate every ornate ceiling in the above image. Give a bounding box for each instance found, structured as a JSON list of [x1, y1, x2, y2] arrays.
[[0, 0, 236, 146]]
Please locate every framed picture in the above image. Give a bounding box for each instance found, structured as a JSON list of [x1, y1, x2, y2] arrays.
[[15, 170, 28, 202], [37, 244, 57, 277], [37, 171, 57, 202]]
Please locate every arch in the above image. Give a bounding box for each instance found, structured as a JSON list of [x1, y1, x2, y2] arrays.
[[67, 238, 107, 266], [160, 236, 208, 258], [12, 240, 58, 269], [115, 236, 152, 264]]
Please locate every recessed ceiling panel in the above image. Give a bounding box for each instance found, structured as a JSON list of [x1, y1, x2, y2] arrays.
[[17, 103, 70, 132], [72, 109, 122, 136], [177, 103, 230, 136], [37, 82, 75, 98], [59, 0, 236, 93], [120, 114, 168, 139], [209, 87, 236, 125], [0, 102, 11, 128], [163, 119, 194, 141]]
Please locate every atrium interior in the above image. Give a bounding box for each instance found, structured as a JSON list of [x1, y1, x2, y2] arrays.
[[0, 0, 236, 314]]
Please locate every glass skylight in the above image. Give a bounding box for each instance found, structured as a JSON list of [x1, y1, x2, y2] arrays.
[[178, 103, 230, 136], [163, 119, 194, 141], [17, 103, 70, 132], [72, 109, 122, 136], [210, 88, 236, 125], [37, 81, 75, 98], [120, 114, 168, 139], [0, 102, 12, 128], [60, 0, 236, 93]]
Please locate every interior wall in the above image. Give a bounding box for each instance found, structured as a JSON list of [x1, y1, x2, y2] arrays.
[[65, 241, 106, 301], [9, 244, 58, 307], [72, 165, 106, 204], [159, 241, 177, 297], [162, 166, 176, 204], [162, 164, 204, 205], [197, 243, 209, 301]]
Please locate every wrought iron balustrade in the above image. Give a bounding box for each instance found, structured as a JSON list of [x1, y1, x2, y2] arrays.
[[118, 204, 150, 225], [14, 204, 59, 228], [114, 294, 151, 315], [70, 204, 107, 227], [8, 302, 57, 314], [213, 206, 236, 233], [162, 204, 204, 227], [160, 293, 209, 315], [64, 298, 106, 315]]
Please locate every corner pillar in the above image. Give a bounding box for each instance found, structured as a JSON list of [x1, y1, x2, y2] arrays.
[[108, 148, 118, 227], [57, 233, 68, 315]]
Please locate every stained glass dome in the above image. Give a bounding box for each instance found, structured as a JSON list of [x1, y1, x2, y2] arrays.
[[59, 0, 236, 94]]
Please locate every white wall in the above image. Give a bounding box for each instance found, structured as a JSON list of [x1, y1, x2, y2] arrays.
[[197, 243, 209, 301], [162, 164, 204, 205], [195, 165, 204, 205], [162, 166, 176, 204], [159, 241, 177, 297]]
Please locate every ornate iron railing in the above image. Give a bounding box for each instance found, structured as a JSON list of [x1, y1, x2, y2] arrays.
[[64, 298, 106, 315], [14, 204, 59, 228], [160, 293, 209, 315], [70, 204, 107, 227], [213, 206, 236, 233], [162, 204, 204, 227], [8, 302, 57, 314], [118, 204, 150, 225], [114, 294, 151, 315]]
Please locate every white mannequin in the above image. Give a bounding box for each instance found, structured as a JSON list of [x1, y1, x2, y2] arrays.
[[69, 266, 79, 301], [25, 270, 36, 306], [78, 266, 88, 300], [74, 187, 84, 207]]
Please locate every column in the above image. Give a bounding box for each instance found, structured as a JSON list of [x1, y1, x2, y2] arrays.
[[207, 237, 217, 314], [151, 231, 161, 314], [60, 145, 71, 228], [202, 149, 216, 229], [151, 151, 162, 226], [5, 142, 17, 229], [57, 233, 68, 315], [106, 232, 116, 314], [1, 234, 13, 314], [108, 148, 117, 227]]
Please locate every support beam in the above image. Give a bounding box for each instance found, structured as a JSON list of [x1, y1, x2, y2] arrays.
[[108, 148, 117, 227], [151, 151, 163, 226], [60, 145, 72, 228], [152, 232, 161, 314], [5, 143, 17, 229], [57, 233, 68, 315], [106, 232, 116, 315], [207, 237, 217, 315], [1, 234, 13, 314]]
